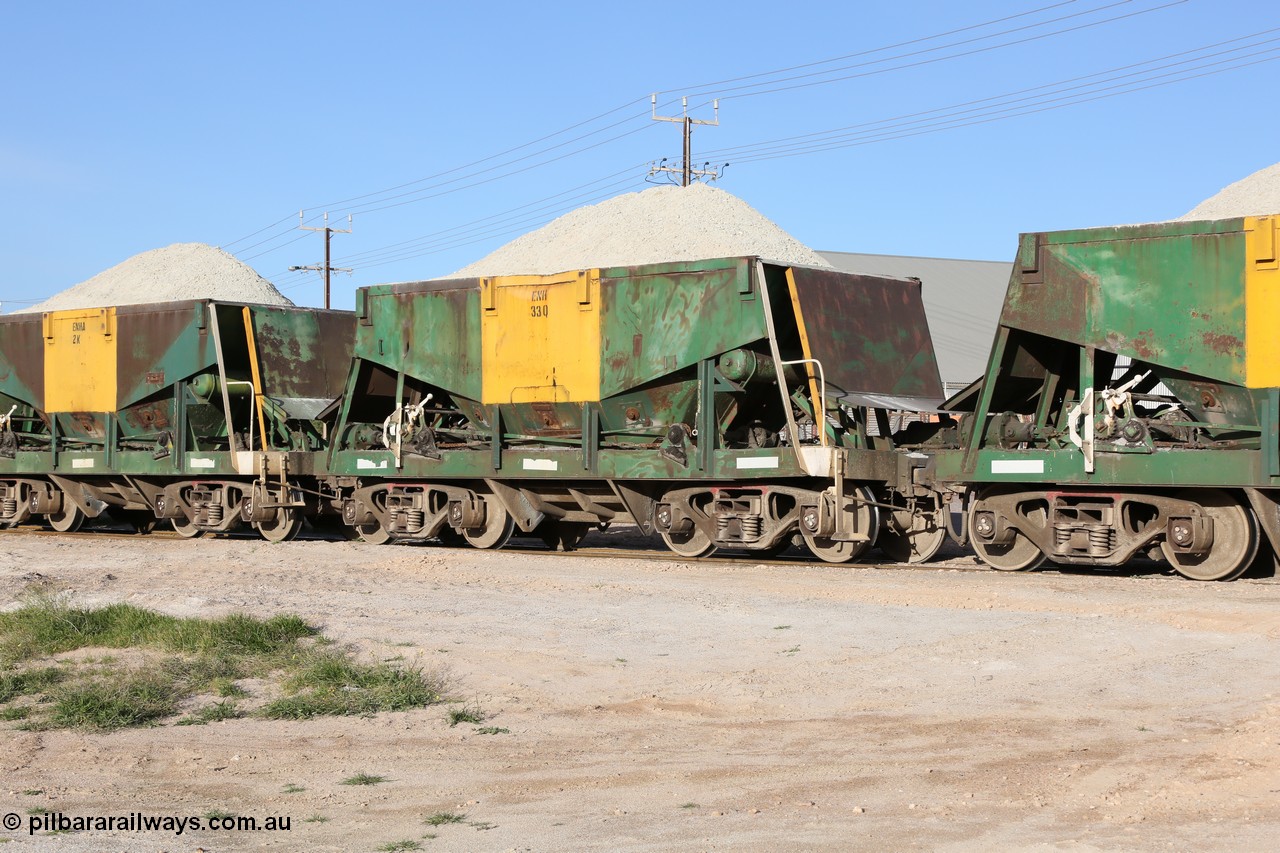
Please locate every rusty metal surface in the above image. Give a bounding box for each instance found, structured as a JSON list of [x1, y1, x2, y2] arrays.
[[1001, 220, 1250, 385], [357, 284, 483, 404], [0, 314, 46, 410], [115, 301, 214, 409], [249, 306, 354, 402], [599, 258, 767, 399], [787, 267, 943, 400]]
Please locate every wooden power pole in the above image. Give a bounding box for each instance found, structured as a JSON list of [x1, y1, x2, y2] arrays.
[[290, 212, 352, 309], [650, 95, 722, 186]]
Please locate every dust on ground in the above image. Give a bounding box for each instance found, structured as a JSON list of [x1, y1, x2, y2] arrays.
[[2, 529, 1279, 852]]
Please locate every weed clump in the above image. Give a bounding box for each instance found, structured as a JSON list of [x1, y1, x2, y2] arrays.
[[260, 651, 445, 720], [0, 592, 448, 731]]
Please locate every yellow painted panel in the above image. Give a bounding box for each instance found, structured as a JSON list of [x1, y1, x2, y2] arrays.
[[43, 308, 118, 411], [784, 267, 823, 413], [481, 270, 601, 404], [1246, 216, 1280, 388]]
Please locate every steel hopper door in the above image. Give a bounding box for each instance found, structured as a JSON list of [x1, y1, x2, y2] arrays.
[[784, 266, 943, 407]]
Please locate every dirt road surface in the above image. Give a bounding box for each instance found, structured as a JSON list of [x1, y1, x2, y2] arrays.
[[2, 529, 1279, 852]]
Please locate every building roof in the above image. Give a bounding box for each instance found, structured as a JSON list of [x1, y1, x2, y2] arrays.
[[817, 250, 1012, 389]]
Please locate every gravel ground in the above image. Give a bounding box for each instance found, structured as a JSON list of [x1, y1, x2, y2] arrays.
[[445, 185, 834, 279], [2, 530, 1279, 852], [19, 243, 292, 314]]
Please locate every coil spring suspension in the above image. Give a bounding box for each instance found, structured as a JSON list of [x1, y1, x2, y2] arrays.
[[206, 504, 223, 525], [1, 498, 16, 518], [405, 509, 425, 532], [742, 516, 763, 540], [1089, 526, 1114, 556]]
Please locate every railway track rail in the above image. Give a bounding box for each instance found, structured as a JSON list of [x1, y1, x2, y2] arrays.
[[7, 523, 1278, 584]]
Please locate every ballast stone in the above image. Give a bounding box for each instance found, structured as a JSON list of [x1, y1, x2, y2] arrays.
[[19, 242, 293, 314], [1180, 161, 1280, 221], [445, 184, 833, 278]]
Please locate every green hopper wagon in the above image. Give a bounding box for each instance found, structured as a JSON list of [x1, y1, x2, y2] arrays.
[[935, 215, 1280, 580], [327, 257, 947, 562], [0, 300, 352, 540]]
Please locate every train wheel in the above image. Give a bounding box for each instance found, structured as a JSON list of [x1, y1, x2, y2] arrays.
[[660, 525, 715, 558], [355, 521, 391, 545], [171, 515, 205, 539], [1160, 489, 1258, 582], [537, 521, 592, 551], [47, 503, 85, 533], [800, 486, 878, 564], [462, 497, 515, 549], [879, 506, 947, 564], [801, 527, 874, 563], [256, 507, 303, 543], [968, 492, 1046, 571]]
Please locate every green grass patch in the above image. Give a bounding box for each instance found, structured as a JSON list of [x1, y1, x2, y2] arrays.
[[0, 593, 314, 665], [377, 842, 422, 852], [0, 592, 313, 666], [259, 649, 446, 720], [341, 773, 388, 786], [281, 783, 306, 794], [0, 594, 447, 731], [447, 701, 485, 727], [474, 726, 509, 735], [48, 671, 180, 730], [0, 666, 66, 702], [212, 678, 248, 698], [176, 700, 242, 726], [424, 812, 466, 826]]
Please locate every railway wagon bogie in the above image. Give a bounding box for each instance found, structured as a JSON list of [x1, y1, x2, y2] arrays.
[[938, 214, 1280, 580], [965, 485, 1266, 581], [327, 257, 948, 563]]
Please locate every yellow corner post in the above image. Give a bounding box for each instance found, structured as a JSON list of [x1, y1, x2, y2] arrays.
[[1246, 216, 1280, 388], [241, 307, 269, 446], [784, 268, 826, 435]]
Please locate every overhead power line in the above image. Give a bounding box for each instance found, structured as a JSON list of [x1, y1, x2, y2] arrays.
[[338, 167, 646, 267], [224, 1, 1184, 260], [270, 175, 653, 290], [710, 43, 1280, 165], [701, 0, 1191, 102], [655, 0, 1087, 94], [648, 96, 723, 187], [698, 29, 1280, 162], [269, 24, 1272, 290], [289, 212, 353, 309]]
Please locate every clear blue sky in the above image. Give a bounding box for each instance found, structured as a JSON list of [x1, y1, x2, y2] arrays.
[[3, 0, 1276, 311]]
